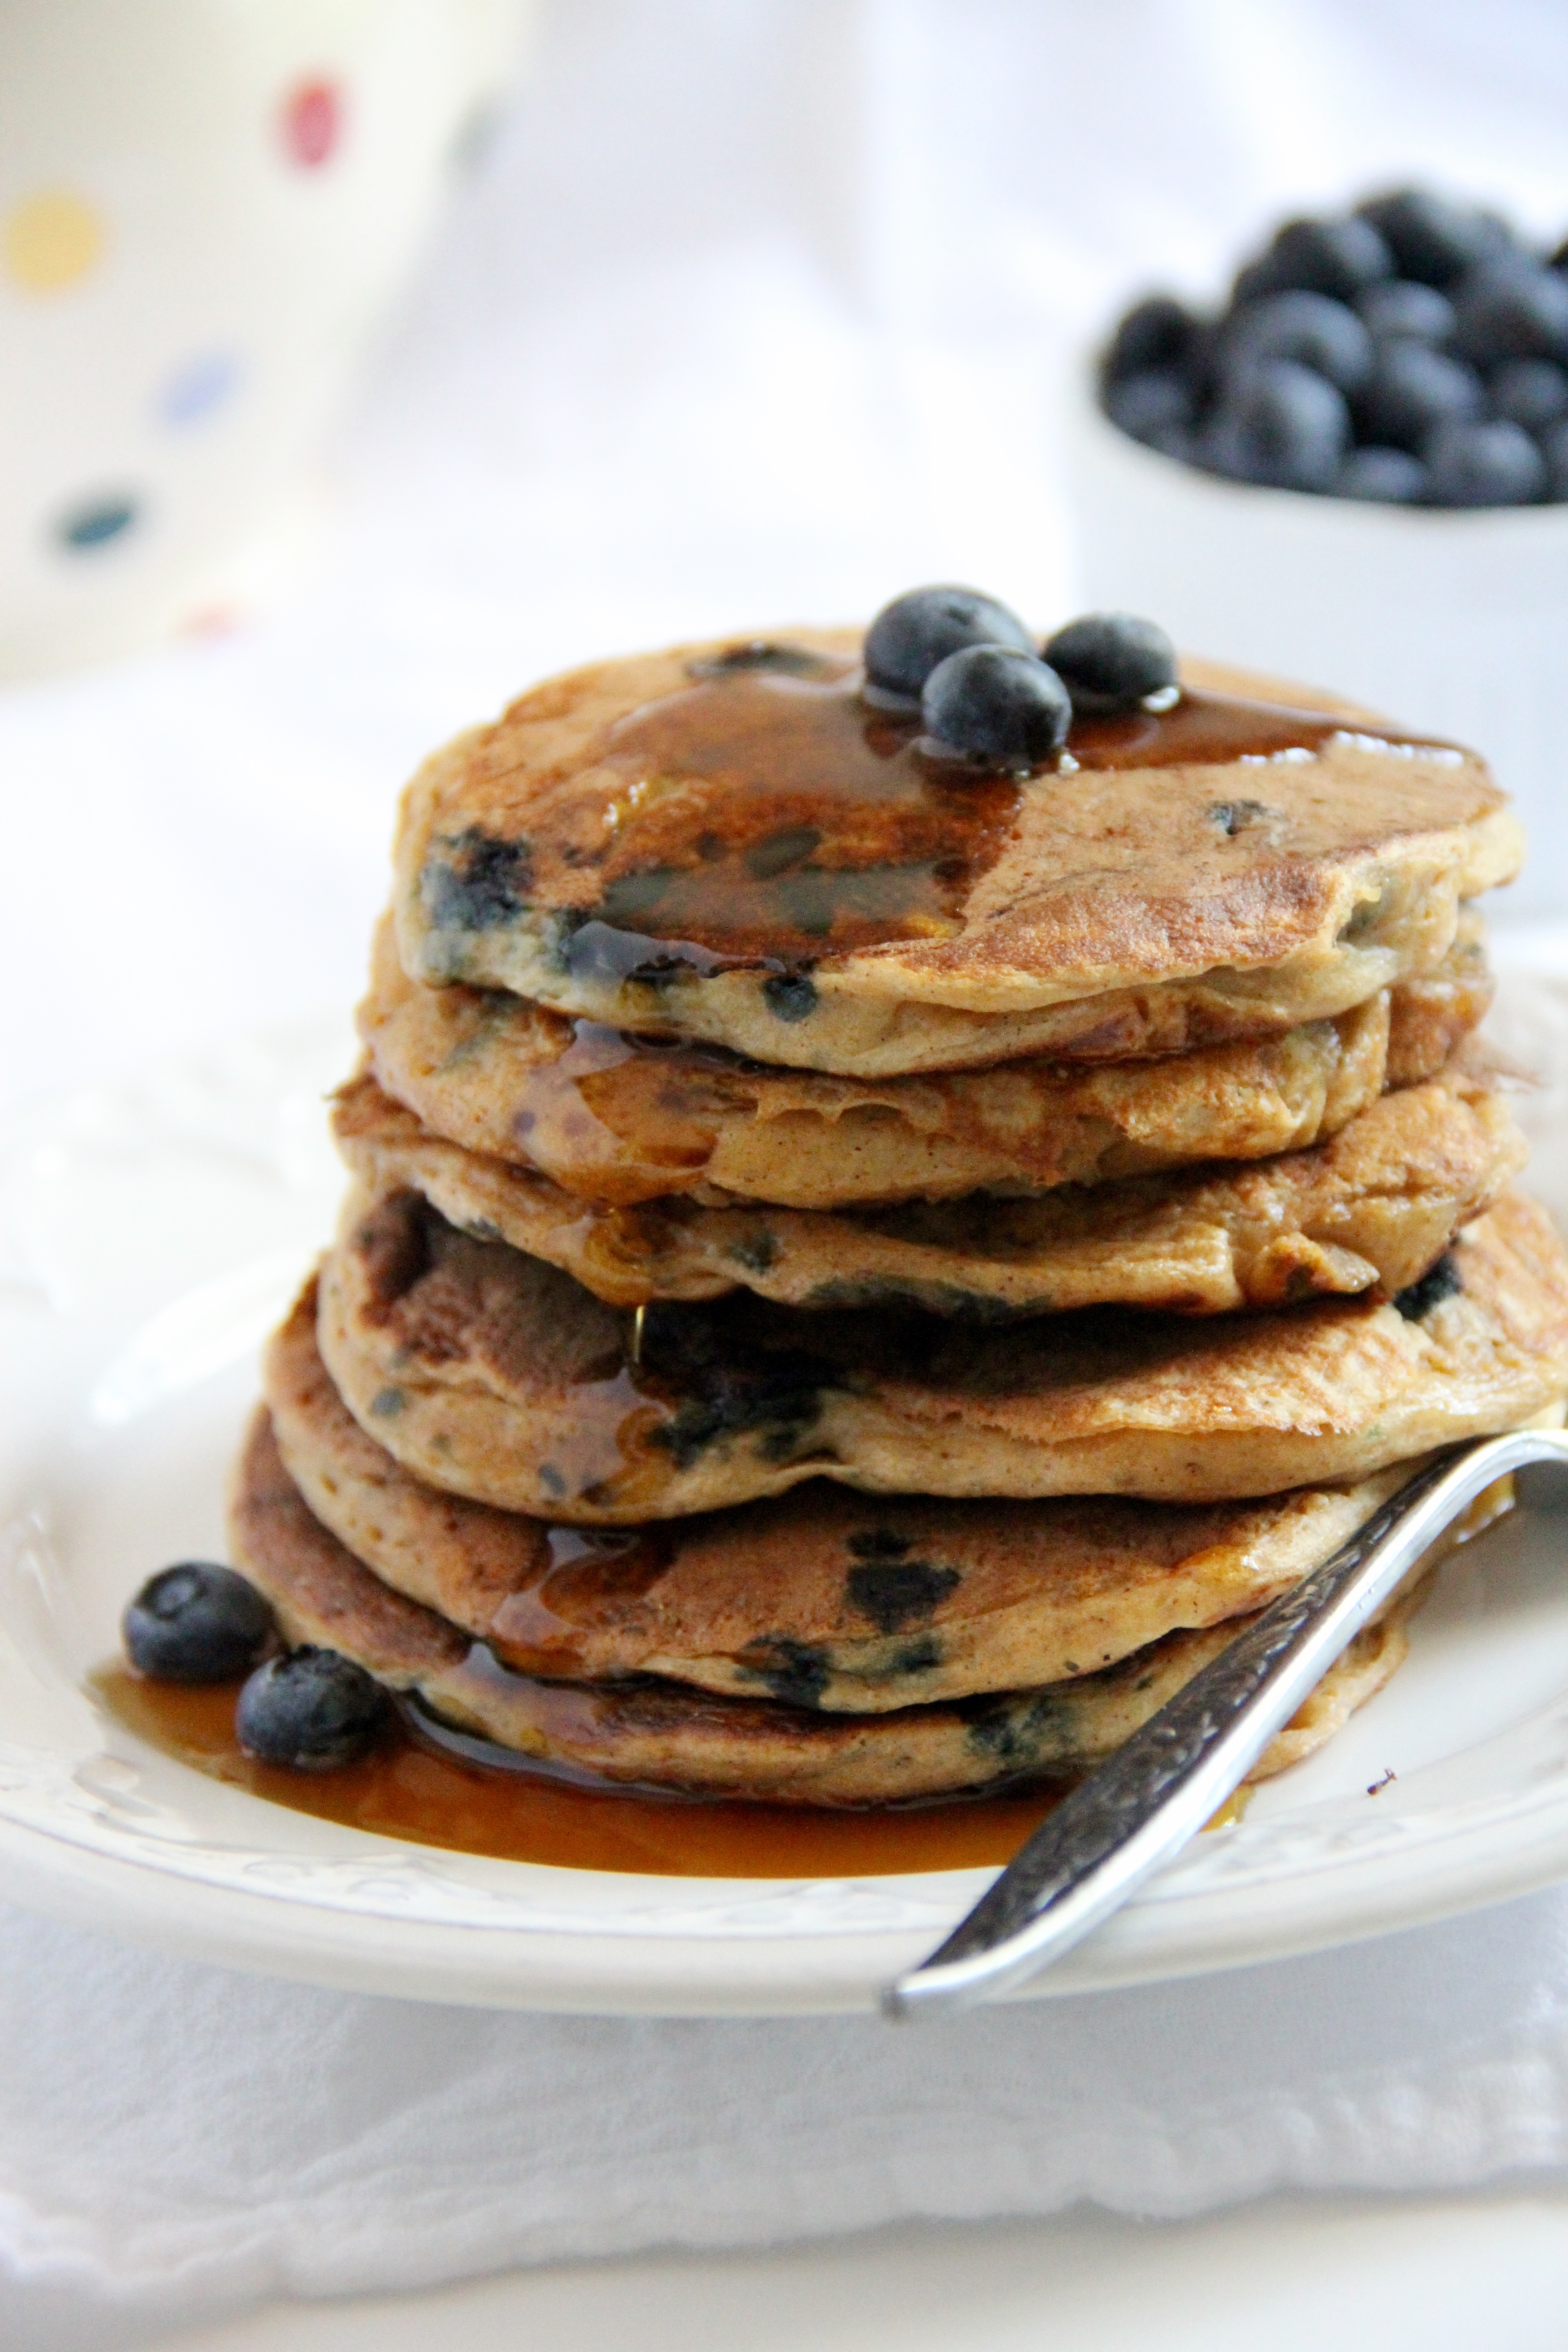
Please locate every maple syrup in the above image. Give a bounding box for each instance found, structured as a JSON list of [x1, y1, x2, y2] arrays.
[[1065, 686, 1364, 769], [486, 1524, 676, 1677], [569, 653, 1022, 970], [506, 1019, 740, 1205], [547, 657, 1416, 984], [93, 1664, 1062, 1877]]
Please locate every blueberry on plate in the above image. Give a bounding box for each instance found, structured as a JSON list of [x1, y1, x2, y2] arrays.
[[1334, 447, 1428, 504], [1042, 613, 1177, 713], [1251, 215, 1394, 305], [1452, 260, 1568, 367], [122, 1563, 276, 1682], [1490, 358, 1568, 434], [1221, 290, 1373, 396], [863, 586, 1034, 706], [235, 1646, 391, 1771], [1201, 360, 1348, 491], [1102, 295, 1200, 385], [1355, 344, 1485, 452], [921, 645, 1072, 769], [1353, 190, 1499, 288], [1353, 279, 1456, 348], [1424, 418, 1547, 508], [1103, 369, 1192, 452]]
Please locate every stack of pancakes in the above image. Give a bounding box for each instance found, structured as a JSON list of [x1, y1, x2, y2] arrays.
[[232, 631, 1568, 1807]]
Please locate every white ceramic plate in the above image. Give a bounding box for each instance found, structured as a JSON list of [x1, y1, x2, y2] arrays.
[[5, 997, 1568, 2017]]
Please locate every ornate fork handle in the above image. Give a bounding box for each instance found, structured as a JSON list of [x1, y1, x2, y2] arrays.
[[884, 1427, 1568, 2021]]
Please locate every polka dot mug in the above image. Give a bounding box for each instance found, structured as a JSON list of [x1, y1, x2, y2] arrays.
[[0, 0, 532, 679]]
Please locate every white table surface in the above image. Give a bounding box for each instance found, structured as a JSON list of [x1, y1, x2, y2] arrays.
[[7, 2, 1568, 2339]]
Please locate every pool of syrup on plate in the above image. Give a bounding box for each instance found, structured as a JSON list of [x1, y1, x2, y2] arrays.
[[93, 1664, 1083, 1877], [99, 1472, 1511, 1879]]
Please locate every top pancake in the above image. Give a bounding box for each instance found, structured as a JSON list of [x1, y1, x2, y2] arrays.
[[392, 635, 1519, 1077]]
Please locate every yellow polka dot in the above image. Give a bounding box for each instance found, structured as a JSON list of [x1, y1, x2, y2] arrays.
[[4, 189, 104, 292]]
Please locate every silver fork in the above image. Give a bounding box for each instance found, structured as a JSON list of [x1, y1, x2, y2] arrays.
[[883, 1426, 1568, 2022]]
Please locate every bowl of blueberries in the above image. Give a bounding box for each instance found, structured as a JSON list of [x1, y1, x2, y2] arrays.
[[1067, 186, 1568, 919]]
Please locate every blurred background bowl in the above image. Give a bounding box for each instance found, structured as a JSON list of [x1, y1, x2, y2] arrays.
[[0, 0, 534, 681], [1065, 372, 1568, 926]]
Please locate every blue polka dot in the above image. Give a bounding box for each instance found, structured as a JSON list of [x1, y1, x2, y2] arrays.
[[58, 495, 138, 550], [158, 351, 240, 427]]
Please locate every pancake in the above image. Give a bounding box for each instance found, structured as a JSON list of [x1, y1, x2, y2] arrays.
[[357, 908, 1491, 1210], [331, 1058, 1524, 1319], [266, 1275, 1419, 1709], [230, 1405, 1411, 1802], [317, 1182, 1568, 1520], [391, 638, 1519, 1077]]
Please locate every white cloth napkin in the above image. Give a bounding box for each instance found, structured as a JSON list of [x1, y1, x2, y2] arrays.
[[3, 1889, 1568, 2314]]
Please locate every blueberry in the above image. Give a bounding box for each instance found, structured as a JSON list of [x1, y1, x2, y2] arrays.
[[1354, 344, 1485, 451], [1424, 418, 1546, 508], [1393, 1251, 1463, 1321], [864, 587, 1034, 707], [1473, 210, 1531, 270], [1102, 296, 1201, 385], [1176, 316, 1228, 405], [122, 1563, 276, 1683], [1490, 358, 1568, 434], [1104, 369, 1192, 452], [235, 1646, 390, 1771], [1354, 280, 1456, 347], [1253, 215, 1394, 304], [1354, 190, 1498, 287], [921, 646, 1072, 769], [1041, 613, 1177, 713], [1452, 261, 1568, 366], [1221, 291, 1373, 396], [1334, 447, 1428, 504], [1229, 253, 1284, 310], [1538, 417, 1568, 501], [1201, 361, 1349, 491]]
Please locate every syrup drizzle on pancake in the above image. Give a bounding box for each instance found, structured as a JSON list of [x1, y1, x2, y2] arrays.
[[487, 1525, 677, 1676], [507, 1017, 729, 1201], [551, 654, 1432, 981]]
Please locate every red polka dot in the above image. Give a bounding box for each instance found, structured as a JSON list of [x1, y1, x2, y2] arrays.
[[283, 81, 341, 169], [180, 606, 240, 640]]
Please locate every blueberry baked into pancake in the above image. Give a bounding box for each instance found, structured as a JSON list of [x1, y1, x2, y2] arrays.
[[118, 589, 1566, 1847]]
